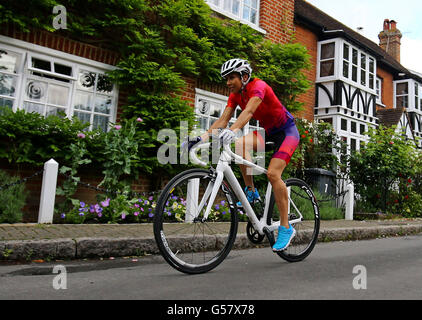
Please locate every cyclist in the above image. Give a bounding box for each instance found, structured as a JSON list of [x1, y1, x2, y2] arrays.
[[184, 58, 300, 252]]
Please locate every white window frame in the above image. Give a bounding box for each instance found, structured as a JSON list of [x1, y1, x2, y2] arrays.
[[72, 65, 119, 131], [337, 39, 376, 94], [317, 39, 339, 82], [0, 44, 26, 111], [317, 38, 376, 94], [27, 53, 78, 81], [394, 80, 410, 109], [0, 35, 118, 132], [194, 88, 261, 135], [22, 70, 74, 118], [205, 0, 266, 34]]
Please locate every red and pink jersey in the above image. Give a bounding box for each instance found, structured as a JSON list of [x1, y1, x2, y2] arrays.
[[226, 78, 288, 133]]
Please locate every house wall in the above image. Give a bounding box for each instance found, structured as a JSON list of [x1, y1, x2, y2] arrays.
[[377, 67, 395, 109], [293, 23, 318, 121], [260, 0, 295, 44]]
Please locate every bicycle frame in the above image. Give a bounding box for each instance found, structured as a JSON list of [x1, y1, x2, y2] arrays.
[[189, 142, 303, 236]]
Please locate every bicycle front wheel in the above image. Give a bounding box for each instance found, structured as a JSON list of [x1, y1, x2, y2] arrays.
[[153, 169, 239, 274], [267, 178, 320, 262]]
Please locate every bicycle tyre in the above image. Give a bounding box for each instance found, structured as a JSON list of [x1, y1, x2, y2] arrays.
[[266, 178, 320, 262], [153, 168, 239, 274]]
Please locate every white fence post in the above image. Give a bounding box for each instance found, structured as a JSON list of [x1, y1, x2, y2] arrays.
[[38, 159, 59, 224], [345, 183, 354, 221]]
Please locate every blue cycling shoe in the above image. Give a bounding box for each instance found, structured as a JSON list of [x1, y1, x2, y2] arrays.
[[237, 186, 260, 207], [272, 224, 296, 252]]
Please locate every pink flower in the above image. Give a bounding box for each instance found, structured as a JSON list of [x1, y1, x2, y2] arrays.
[[134, 211, 139, 216], [136, 117, 143, 122], [77, 133, 86, 139], [101, 198, 110, 207], [114, 125, 122, 130]]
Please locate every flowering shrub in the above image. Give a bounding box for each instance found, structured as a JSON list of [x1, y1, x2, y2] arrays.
[[60, 194, 160, 224], [59, 193, 250, 224], [349, 125, 421, 217]]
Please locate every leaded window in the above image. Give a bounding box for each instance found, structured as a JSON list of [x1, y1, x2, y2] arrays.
[[0, 42, 117, 132]]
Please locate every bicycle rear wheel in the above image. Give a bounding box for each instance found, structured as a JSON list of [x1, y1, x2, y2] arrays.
[[267, 178, 320, 262], [153, 169, 238, 274]]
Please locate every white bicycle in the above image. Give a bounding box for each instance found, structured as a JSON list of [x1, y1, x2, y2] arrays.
[[153, 136, 320, 274]]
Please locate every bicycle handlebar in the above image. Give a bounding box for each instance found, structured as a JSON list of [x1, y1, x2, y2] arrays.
[[189, 142, 211, 167], [189, 136, 267, 174]]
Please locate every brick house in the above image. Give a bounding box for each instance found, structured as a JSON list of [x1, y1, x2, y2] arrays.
[[293, 0, 422, 150], [1, 0, 421, 221]]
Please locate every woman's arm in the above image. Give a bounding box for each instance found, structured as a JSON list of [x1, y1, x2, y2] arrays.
[[229, 96, 262, 134]]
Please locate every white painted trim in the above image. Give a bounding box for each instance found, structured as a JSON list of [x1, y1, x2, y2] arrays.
[[315, 104, 378, 125]]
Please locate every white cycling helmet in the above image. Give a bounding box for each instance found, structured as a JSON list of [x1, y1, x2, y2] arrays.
[[221, 59, 252, 87]]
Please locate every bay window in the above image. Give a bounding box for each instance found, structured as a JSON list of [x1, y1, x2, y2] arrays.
[[0, 39, 118, 132], [323, 39, 376, 92]]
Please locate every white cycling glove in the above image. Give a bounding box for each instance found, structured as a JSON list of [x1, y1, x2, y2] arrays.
[[219, 129, 236, 144]]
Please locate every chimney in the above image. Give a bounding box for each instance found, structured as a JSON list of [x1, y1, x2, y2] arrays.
[[378, 19, 402, 63]]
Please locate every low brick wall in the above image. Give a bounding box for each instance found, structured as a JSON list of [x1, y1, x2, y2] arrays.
[[0, 161, 154, 223]]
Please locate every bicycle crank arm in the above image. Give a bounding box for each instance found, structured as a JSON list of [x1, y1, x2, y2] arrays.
[[263, 227, 275, 247]]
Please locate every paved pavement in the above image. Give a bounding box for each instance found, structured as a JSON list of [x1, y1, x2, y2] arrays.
[[1, 219, 422, 261]]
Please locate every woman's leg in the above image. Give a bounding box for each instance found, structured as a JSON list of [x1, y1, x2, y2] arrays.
[[267, 158, 289, 228]]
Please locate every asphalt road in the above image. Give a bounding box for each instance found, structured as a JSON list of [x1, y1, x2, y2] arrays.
[[1, 234, 422, 300]]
